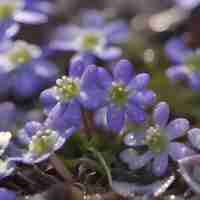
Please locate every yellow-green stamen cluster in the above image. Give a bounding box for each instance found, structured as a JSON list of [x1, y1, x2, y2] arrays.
[[29, 129, 58, 156], [82, 33, 99, 50], [0, 3, 15, 20], [9, 48, 32, 65], [55, 76, 80, 102], [145, 127, 168, 154], [110, 84, 129, 106]]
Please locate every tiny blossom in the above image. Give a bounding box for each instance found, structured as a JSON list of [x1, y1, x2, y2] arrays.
[[165, 37, 200, 91], [120, 102, 194, 176], [41, 57, 105, 129], [12, 121, 75, 164], [0, 0, 48, 40], [0, 40, 58, 99], [50, 9, 128, 61], [94, 59, 156, 133]]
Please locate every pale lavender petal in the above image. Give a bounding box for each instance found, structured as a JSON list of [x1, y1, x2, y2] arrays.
[[153, 102, 169, 128], [80, 65, 98, 89], [104, 20, 128, 44], [113, 59, 134, 85], [49, 41, 77, 51], [106, 105, 125, 133], [152, 152, 169, 176], [130, 90, 156, 108], [40, 88, 58, 114], [188, 128, 200, 150], [97, 47, 122, 61], [14, 11, 48, 24], [126, 103, 146, 124], [128, 151, 154, 170], [81, 10, 105, 28], [128, 73, 150, 91], [69, 57, 86, 78], [169, 142, 194, 161], [166, 118, 190, 140], [97, 67, 112, 89]]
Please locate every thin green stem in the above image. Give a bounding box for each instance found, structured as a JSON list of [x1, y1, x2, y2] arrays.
[[88, 147, 113, 187]]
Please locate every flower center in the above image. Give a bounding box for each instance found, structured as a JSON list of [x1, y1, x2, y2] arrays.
[[185, 54, 200, 72], [82, 33, 99, 50], [29, 129, 58, 156], [55, 76, 80, 102], [0, 3, 15, 20], [9, 48, 32, 65], [145, 127, 168, 153], [110, 84, 129, 106]]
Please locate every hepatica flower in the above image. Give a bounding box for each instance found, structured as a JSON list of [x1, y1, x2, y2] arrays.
[[0, 131, 16, 179], [0, 40, 58, 99], [120, 102, 194, 176], [50, 10, 128, 61], [13, 121, 75, 164], [41, 57, 105, 129], [165, 37, 200, 91], [95, 59, 156, 133], [0, 0, 48, 40]]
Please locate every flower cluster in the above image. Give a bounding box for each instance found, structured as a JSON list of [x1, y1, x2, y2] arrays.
[[0, 2, 200, 199]]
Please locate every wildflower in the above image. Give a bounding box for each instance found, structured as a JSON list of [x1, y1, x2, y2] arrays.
[[0, 40, 58, 99], [50, 9, 128, 61], [95, 59, 156, 133], [12, 121, 75, 164], [41, 57, 104, 129], [0, 0, 48, 40], [165, 37, 200, 91], [120, 102, 194, 176]]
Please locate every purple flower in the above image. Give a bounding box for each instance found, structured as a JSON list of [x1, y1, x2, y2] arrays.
[[0, 0, 48, 40], [0, 188, 16, 200], [41, 57, 105, 129], [165, 37, 200, 91], [12, 121, 75, 164], [94, 59, 156, 133], [120, 102, 194, 176], [50, 9, 128, 61], [0, 40, 58, 99]]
